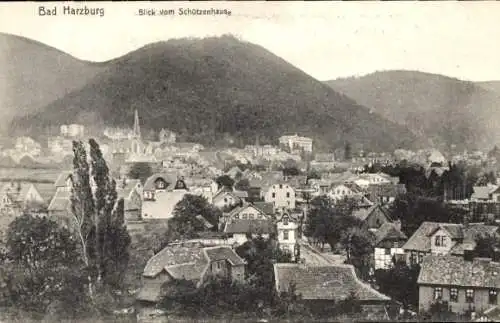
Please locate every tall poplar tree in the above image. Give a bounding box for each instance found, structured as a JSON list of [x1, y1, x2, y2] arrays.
[[70, 140, 96, 296], [70, 139, 131, 293], [88, 139, 130, 287]]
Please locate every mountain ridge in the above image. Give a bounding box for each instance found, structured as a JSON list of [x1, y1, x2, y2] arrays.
[[5, 34, 422, 152], [326, 70, 500, 151]]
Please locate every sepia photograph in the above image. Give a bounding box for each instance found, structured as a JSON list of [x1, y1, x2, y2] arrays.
[[1, 1, 500, 322]]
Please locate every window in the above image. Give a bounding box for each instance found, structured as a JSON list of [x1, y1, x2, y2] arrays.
[[434, 287, 443, 300], [279, 184, 283, 189], [217, 262, 221, 269], [490, 290, 498, 305], [272, 192, 276, 198], [224, 197, 228, 203], [466, 289, 474, 303], [283, 216, 289, 225], [418, 253, 424, 264], [385, 248, 391, 255], [434, 235, 446, 247], [450, 288, 458, 302], [283, 230, 289, 240], [286, 192, 290, 198]]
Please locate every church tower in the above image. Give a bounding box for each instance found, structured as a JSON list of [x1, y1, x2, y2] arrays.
[[131, 109, 142, 155], [133, 109, 141, 139]]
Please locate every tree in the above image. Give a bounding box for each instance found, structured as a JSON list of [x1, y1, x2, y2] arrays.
[[283, 166, 300, 177], [165, 195, 221, 244], [375, 260, 420, 309], [306, 170, 321, 183], [70, 140, 96, 297], [474, 233, 500, 259], [3, 214, 88, 314], [127, 162, 153, 184], [216, 175, 235, 190], [70, 139, 131, 296], [389, 192, 461, 237], [89, 139, 131, 289]]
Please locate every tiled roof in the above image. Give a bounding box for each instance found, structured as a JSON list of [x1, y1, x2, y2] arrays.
[[138, 243, 244, 302], [352, 204, 389, 222], [374, 223, 407, 246], [274, 264, 390, 302], [418, 255, 500, 289], [165, 263, 206, 281], [143, 173, 178, 191], [142, 244, 206, 278], [403, 222, 498, 252], [204, 246, 245, 266], [224, 219, 273, 235]]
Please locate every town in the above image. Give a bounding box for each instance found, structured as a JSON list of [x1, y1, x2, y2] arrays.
[[2, 109, 500, 322]]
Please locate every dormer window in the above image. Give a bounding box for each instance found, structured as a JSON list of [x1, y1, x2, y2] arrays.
[[283, 216, 289, 225], [434, 235, 447, 247], [155, 178, 167, 190]]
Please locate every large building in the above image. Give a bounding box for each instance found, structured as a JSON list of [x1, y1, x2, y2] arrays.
[[279, 134, 313, 153], [60, 124, 85, 138], [418, 255, 500, 314]]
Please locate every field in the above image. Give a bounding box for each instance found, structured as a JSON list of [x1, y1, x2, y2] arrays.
[[0, 167, 63, 183]]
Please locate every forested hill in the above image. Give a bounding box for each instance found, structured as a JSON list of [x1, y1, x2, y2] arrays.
[[8, 34, 419, 151], [0, 32, 106, 134], [326, 70, 500, 151]]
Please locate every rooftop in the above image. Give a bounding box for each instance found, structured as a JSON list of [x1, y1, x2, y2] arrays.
[[418, 255, 500, 289], [274, 264, 390, 302]]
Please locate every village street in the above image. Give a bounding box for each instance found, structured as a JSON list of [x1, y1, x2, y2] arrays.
[[299, 241, 344, 266]]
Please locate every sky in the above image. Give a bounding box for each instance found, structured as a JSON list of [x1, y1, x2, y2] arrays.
[[1, 1, 500, 81]]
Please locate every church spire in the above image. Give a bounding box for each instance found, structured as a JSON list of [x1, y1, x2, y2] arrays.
[[133, 109, 141, 139]]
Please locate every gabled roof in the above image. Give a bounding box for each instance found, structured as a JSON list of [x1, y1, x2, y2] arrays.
[[138, 243, 243, 302], [224, 219, 273, 235], [472, 186, 493, 200], [403, 222, 498, 252], [274, 264, 390, 302], [418, 255, 500, 289], [374, 223, 408, 246], [352, 204, 390, 222], [142, 243, 206, 278], [143, 173, 178, 191]]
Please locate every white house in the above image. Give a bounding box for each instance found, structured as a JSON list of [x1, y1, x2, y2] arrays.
[[373, 222, 407, 269], [264, 182, 296, 211], [141, 174, 189, 219], [212, 190, 244, 210], [276, 213, 300, 261], [327, 184, 358, 201]]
